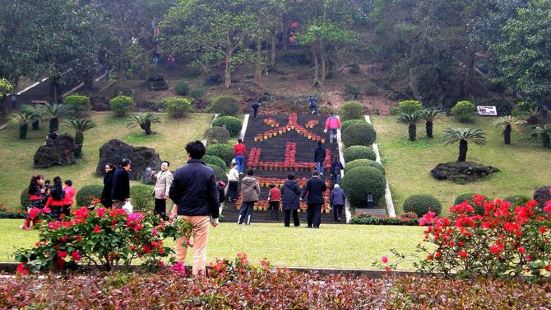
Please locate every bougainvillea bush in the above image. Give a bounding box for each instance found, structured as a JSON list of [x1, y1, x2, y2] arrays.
[[15, 207, 191, 272], [380, 195, 551, 279]]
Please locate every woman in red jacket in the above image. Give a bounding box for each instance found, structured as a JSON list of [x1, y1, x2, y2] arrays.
[[45, 176, 65, 220], [22, 175, 46, 230], [62, 179, 76, 217]]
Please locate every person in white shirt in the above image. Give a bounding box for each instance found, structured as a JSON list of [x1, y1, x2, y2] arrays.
[[153, 161, 174, 219], [227, 163, 240, 202]]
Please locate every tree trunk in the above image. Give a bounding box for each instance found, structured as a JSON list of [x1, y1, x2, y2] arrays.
[[542, 133, 550, 148], [271, 31, 277, 66], [50, 78, 62, 103], [426, 121, 433, 138], [19, 123, 28, 139], [83, 72, 94, 90], [224, 50, 232, 88], [504, 125, 511, 145], [408, 124, 416, 141], [320, 50, 328, 85], [50, 118, 59, 133], [458, 140, 468, 162], [0, 95, 7, 117], [255, 39, 262, 80], [74, 131, 84, 158], [312, 48, 322, 87], [32, 120, 40, 130], [141, 121, 152, 135]]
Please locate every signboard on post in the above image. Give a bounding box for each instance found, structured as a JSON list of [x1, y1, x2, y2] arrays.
[[477, 106, 498, 116]]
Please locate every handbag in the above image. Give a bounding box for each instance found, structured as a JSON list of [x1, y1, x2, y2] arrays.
[[122, 200, 134, 213]]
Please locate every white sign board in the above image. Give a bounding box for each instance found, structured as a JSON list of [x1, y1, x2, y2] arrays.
[[477, 106, 498, 116]]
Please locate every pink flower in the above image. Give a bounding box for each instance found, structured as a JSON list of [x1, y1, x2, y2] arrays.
[[419, 211, 436, 226], [151, 228, 158, 236], [28, 207, 41, 220], [171, 262, 186, 275], [74, 208, 90, 221], [93, 225, 102, 234], [48, 221, 62, 231], [381, 256, 388, 264], [42, 207, 51, 214], [16, 263, 29, 276], [96, 207, 106, 218], [71, 251, 81, 261]]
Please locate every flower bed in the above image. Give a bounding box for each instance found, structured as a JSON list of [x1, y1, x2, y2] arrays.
[[254, 113, 325, 142], [248, 144, 332, 171]]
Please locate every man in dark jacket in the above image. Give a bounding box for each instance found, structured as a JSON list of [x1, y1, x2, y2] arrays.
[[281, 173, 301, 227], [101, 164, 115, 208], [169, 140, 219, 276], [314, 141, 326, 175], [330, 184, 346, 222], [301, 171, 327, 228], [111, 159, 131, 208]]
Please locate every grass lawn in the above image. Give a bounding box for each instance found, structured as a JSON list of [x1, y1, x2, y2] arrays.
[[0, 112, 214, 212], [0, 219, 425, 270], [372, 116, 551, 215]]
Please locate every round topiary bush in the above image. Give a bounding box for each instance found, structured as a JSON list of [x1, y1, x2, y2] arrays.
[[402, 194, 442, 217], [398, 100, 423, 114], [163, 97, 192, 119], [344, 159, 385, 175], [504, 195, 531, 206], [342, 123, 376, 146], [205, 127, 230, 144], [454, 193, 489, 215], [212, 116, 242, 137], [343, 146, 376, 162], [207, 164, 228, 183], [209, 96, 240, 116], [206, 144, 234, 166], [451, 100, 476, 123], [203, 155, 227, 171], [20, 189, 30, 212], [190, 88, 205, 99], [341, 166, 386, 208], [64, 94, 91, 117], [110, 95, 134, 117], [174, 81, 190, 96], [130, 184, 154, 212], [339, 101, 364, 121], [76, 185, 104, 207], [341, 119, 364, 132]]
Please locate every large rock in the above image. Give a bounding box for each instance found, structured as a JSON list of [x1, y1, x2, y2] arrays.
[[33, 134, 77, 168], [431, 161, 500, 184], [96, 139, 161, 180], [533, 186, 551, 209]]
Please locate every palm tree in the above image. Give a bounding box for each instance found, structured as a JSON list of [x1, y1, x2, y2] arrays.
[[21, 105, 44, 130], [39, 103, 70, 133], [8, 111, 34, 139], [534, 124, 551, 148], [126, 113, 160, 135], [492, 116, 526, 145], [398, 112, 422, 141], [443, 128, 487, 162], [65, 119, 96, 158], [420, 109, 443, 138]]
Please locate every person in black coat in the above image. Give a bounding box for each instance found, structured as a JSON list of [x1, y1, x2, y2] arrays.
[[111, 159, 131, 208], [314, 141, 326, 175], [101, 164, 115, 208], [281, 173, 301, 227], [301, 171, 327, 228]]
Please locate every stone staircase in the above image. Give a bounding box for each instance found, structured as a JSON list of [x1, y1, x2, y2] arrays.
[[222, 113, 343, 224]]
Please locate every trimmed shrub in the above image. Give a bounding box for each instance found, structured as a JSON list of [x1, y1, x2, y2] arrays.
[[402, 194, 442, 217], [205, 74, 223, 86], [76, 185, 103, 207], [344, 83, 362, 99], [20, 189, 30, 213], [454, 193, 489, 215], [206, 144, 234, 166], [182, 65, 203, 78], [203, 155, 227, 171], [342, 123, 376, 146], [341, 166, 386, 208], [190, 88, 205, 99], [343, 146, 376, 162], [344, 159, 385, 175], [205, 127, 230, 144], [451, 100, 476, 123], [174, 81, 190, 96], [212, 116, 243, 137], [398, 100, 423, 114], [207, 164, 228, 182], [110, 95, 134, 117], [64, 95, 91, 117], [164, 97, 192, 119], [504, 195, 531, 206], [209, 96, 240, 116], [339, 101, 364, 121], [350, 214, 418, 225], [130, 185, 154, 212], [341, 119, 364, 132]]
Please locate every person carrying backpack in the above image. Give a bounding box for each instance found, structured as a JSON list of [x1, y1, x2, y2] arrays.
[[324, 112, 341, 144]]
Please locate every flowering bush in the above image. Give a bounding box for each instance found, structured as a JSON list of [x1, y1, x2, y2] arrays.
[[15, 207, 192, 273], [391, 195, 551, 278]]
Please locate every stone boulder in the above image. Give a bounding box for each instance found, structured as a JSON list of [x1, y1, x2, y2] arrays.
[[96, 139, 161, 180], [533, 186, 551, 209], [431, 161, 500, 184], [33, 134, 77, 168], [90, 96, 109, 111]]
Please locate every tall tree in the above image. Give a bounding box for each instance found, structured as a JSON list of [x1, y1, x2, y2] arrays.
[[0, 79, 13, 117]]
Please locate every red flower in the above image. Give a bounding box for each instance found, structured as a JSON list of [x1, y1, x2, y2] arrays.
[[142, 244, 152, 254], [458, 250, 468, 259], [28, 207, 41, 220], [74, 208, 90, 221], [435, 251, 442, 259], [42, 207, 51, 214], [381, 256, 388, 264], [96, 207, 106, 218], [539, 226, 547, 234], [544, 200, 551, 213], [93, 225, 102, 234], [57, 250, 68, 259], [16, 263, 29, 276], [48, 221, 62, 231], [71, 251, 81, 261], [517, 247, 526, 254], [59, 235, 68, 243], [419, 211, 437, 226], [473, 194, 486, 206], [489, 241, 504, 255]]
